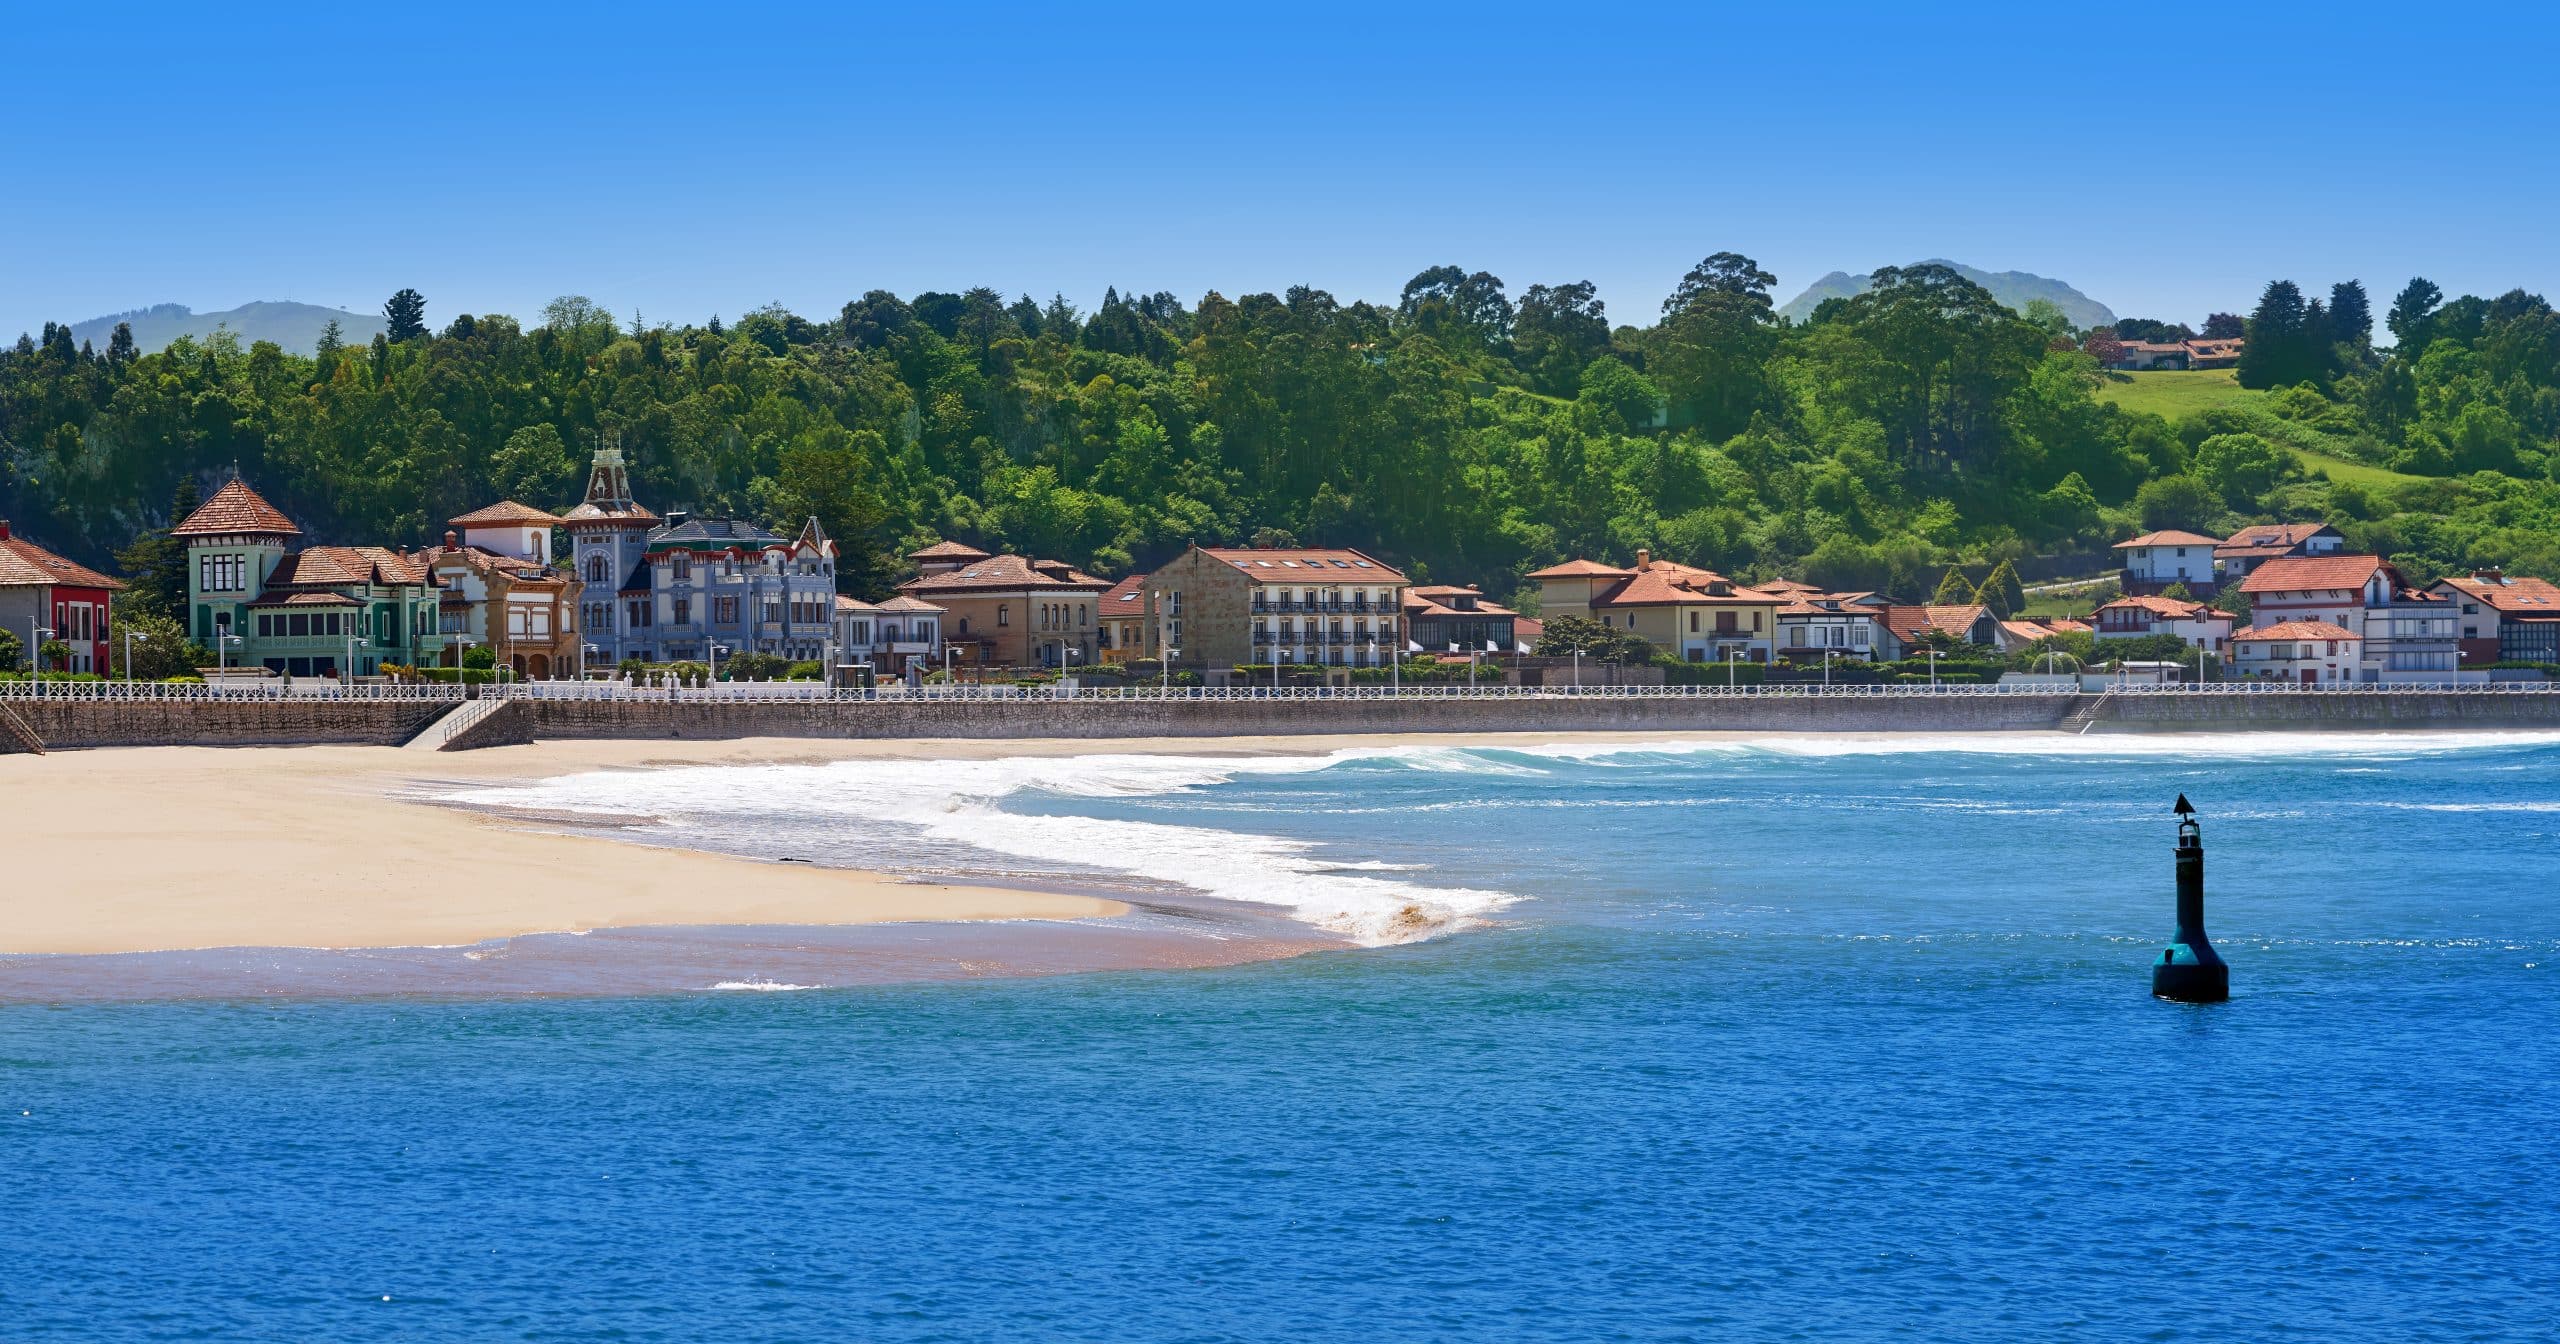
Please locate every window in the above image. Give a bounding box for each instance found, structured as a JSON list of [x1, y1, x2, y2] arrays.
[[998, 605, 1010, 626], [672, 555, 692, 583], [1689, 612, 1699, 632], [198, 554, 246, 594], [714, 596, 739, 624], [673, 597, 691, 625]]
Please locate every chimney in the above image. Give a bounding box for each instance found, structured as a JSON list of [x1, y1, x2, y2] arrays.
[[444, 529, 458, 549], [1635, 548, 1652, 571], [665, 510, 690, 529]]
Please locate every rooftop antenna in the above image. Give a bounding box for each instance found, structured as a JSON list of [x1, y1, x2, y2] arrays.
[[2152, 794, 2230, 1002]]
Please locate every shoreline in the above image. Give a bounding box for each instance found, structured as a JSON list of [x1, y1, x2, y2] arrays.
[[8, 726, 2551, 1000]]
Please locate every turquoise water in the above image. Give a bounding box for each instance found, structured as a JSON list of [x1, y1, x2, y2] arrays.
[[7, 734, 2558, 1340]]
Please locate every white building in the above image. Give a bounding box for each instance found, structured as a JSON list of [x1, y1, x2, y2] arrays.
[[834, 593, 944, 675], [2228, 621, 2360, 685], [2090, 595, 2234, 655], [2238, 554, 2459, 682], [2112, 529, 2222, 594]]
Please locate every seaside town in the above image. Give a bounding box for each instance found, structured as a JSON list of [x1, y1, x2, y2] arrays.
[[5, 431, 2552, 695]]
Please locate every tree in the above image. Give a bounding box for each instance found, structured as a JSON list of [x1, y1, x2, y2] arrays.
[[1398, 266, 1513, 348], [1533, 614, 1651, 663], [491, 424, 579, 505], [384, 288, 428, 343], [2329, 280, 2373, 353], [112, 476, 201, 621], [2193, 431, 2293, 503], [1513, 281, 1610, 395], [111, 610, 210, 679], [1651, 252, 1780, 440], [2201, 312, 2246, 339], [2386, 277, 2442, 350], [2134, 474, 2221, 532], [0, 627, 20, 674], [106, 321, 136, 366], [37, 638, 69, 672], [1931, 567, 1976, 605], [1979, 558, 2026, 617], [2235, 280, 2308, 389], [1795, 263, 2045, 470], [2159, 581, 2194, 602], [2083, 328, 2125, 367], [2019, 298, 2075, 341]]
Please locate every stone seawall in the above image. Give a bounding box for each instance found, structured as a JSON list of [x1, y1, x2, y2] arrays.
[[9, 698, 452, 750], [8, 691, 2560, 754]]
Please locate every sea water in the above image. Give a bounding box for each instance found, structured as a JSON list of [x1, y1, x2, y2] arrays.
[[6, 733, 2558, 1340]]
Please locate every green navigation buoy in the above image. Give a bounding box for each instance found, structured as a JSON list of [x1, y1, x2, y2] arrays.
[[2151, 794, 2230, 1003]]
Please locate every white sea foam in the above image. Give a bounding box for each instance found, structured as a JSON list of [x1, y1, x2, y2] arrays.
[[443, 752, 1512, 947], [709, 980, 823, 992]]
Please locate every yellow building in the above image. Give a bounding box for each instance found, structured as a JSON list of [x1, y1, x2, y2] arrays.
[[1526, 549, 1780, 662]]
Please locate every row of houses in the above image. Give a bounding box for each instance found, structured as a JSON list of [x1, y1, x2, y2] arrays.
[[2102, 337, 2244, 372]]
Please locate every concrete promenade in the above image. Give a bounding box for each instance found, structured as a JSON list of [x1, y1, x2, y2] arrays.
[[4, 683, 2558, 753]]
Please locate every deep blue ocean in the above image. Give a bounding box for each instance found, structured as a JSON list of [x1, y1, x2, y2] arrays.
[[7, 733, 2558, 1341]]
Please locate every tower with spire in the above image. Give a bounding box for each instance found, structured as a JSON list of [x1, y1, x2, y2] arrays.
[[560, 439, 660, 666]]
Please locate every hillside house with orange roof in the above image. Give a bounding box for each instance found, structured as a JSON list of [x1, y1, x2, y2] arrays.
[[0, 520, 126, 674], [2239, 553, 2458, 682], [1138, 544, 1406, 669], [2091, 594, 2234, 654], [171, 478, 443, 678], [2113, 529, 2223, 595], [2427, 568, 2560, 665], [1527, 550, 1780, 663]]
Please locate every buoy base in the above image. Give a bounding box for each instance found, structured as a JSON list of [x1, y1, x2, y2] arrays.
[[2151, 962, 2229, 1003]]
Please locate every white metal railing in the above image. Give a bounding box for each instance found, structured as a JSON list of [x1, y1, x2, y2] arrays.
[[3, 678, 2551, 705], [0, 680, 466, 702]]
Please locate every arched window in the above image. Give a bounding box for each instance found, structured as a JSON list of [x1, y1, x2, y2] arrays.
[[997, 605, 1009, 627]]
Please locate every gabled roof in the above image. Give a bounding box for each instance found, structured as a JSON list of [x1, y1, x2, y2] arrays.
[[833, 594, 882, 613], [2216, 522, 2340, 557], [1526, 558, 1635, 580], [2114, 529, 2222, 549], [2095, 595, 2226, 620], [0, 529, 126, 590], [1597, 561, 1777, 608], [909, 539, 992, 561], [248, 589, 363, 608], [2232, 621, 2358, 642], [2433, 573, 2560, 615], [448, 500, 560, 527], [874, 595, 946, 613], [265, 546, 432, 589], [1101, 574, 1148, 608], [2000, 618, 2090, 646], [1755, 578, 1824, 595], [1883, 603, 1993, 643], [172, 479, 300, 537], [426, 544, 563, 585], [1198, 546, 1406, 583], [897, 552, 1109, 593], [2238, 553, 2392, 594]]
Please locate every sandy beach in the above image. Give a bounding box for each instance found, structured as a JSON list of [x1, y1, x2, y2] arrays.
[[0, 738, 1167, 956]]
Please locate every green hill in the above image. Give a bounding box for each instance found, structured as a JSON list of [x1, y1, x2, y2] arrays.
[[1779, 261, 2116, 330], [68, 301, 385, 357]]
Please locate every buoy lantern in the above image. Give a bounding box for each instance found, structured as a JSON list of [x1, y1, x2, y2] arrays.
[[2151, 794, 2230, 1003]]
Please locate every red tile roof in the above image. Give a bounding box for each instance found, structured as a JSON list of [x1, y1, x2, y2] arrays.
[[172, 478, 300, 537], [1597, 561, 1778, 608], [898, 553, 1109, 593], [1199, 546, 1406, 583], [2113, 529, 2222, 549], [1101, 574, 1148, 607], [908, 540, 992, 561], [0, 529, 126, 590], [1525, 559, 1635, 579], [2216, 522, 2339, 558], [2435, 573, 2560, 615], [874, 595, 945, 613], [2238, 553, 2392, 594], [448, 500, 560, 527], [2096, 595, 2226, 620], [1883, 604, 1992, 643], [834, 594, 881, 613], [2232, 621, 2358, 642], [266, 546, 434, 589]]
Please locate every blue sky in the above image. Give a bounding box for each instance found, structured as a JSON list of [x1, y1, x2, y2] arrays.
[[6, 2, 2556, 339]]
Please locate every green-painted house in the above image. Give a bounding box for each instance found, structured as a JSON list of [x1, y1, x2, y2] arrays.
[[175, 478, 441, 677]]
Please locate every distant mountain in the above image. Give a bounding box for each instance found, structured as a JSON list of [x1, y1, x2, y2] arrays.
[[67, 301, 386, 357], [1777, 262, 2116, 330]]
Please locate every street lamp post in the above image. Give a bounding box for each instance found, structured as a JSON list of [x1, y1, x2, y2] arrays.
[[214, 632, 241, 681], [125, 630, 149, 682], [708, 643, 729, 684], [1823, 647, 1833, 687], [1927, 649, 1941, 689], [29, 622, 55, 694], [341, 631, 371, 686]]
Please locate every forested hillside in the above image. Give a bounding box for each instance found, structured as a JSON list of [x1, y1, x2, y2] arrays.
[[5, 260, 2557, 605]]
